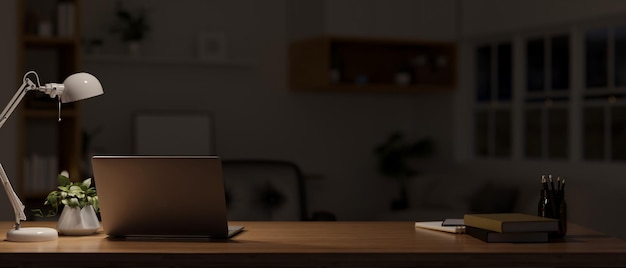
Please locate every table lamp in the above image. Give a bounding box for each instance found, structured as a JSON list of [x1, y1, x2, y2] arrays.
[[0, 71, 103, 242]]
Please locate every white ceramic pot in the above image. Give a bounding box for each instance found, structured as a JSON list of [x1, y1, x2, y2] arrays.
[[56, 205, 100, 236]]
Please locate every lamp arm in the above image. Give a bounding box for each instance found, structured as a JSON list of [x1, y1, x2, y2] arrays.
[[0, 72, 48, 230], [0, 79, 36, 129], [0, 77, 40, 230], [0, 163, 25, 229]]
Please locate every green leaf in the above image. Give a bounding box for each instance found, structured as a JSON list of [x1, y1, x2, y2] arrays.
[[81, 178, 92, 189], [92, 196, 99, 213], [69, 198, 79, 208], [45, 194, 57, 206], [46, 210, 56, 217], [68, 185, 82, 194], [58, 174, 71, 186], [31, 209, 44, 217]]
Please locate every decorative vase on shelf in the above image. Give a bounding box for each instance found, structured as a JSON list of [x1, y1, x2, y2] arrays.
[[111, 2, 150, 58], [394, 71, 412, 86], [57, 205, 100, 236]]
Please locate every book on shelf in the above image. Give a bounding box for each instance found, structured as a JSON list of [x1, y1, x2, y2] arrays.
[[465, 226, 549, 243], [56, 2, 75, 37], [414, 221, 465, 234], [463, 213, 558, 233]]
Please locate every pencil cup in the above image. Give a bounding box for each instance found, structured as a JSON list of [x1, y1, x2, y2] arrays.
[[553, 193, 567, 238], [537, 189, 567, 238]]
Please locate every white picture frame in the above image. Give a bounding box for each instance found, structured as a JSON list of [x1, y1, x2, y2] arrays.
[[197, 32, 227, 60]]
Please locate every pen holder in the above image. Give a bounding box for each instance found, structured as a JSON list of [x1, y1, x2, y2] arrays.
[[538, 189, 567, 238]]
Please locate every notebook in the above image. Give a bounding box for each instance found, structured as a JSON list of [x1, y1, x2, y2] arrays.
[[91, 155, 244, 239]]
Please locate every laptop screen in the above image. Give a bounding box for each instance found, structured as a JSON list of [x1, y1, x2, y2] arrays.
[[91, 156, 236, 238]]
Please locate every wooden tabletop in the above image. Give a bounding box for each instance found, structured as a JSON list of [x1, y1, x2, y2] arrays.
[[1, 221, 626, 267]]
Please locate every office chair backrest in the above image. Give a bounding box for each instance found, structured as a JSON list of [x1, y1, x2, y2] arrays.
[[222, 160, 307, 221]]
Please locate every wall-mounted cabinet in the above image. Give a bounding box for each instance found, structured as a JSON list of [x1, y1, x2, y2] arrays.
[[17, 0, 83, 217], [289, 35, 457, 92]]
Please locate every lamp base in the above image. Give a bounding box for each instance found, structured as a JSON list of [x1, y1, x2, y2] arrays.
[[7, 227, 58, 242]]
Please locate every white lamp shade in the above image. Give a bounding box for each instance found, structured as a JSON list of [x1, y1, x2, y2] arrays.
[[60, 72, 104, 103]]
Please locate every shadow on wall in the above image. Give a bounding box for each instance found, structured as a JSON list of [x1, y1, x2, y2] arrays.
[[373, 131, 435, 211]]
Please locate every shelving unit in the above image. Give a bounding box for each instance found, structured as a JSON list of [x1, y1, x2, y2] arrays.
[[83, 54, 256, 67], [289, 35, 457, 92], [17, 0, 83, 216]]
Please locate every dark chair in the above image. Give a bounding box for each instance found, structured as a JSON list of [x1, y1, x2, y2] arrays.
[[222, 159, 335, 221]]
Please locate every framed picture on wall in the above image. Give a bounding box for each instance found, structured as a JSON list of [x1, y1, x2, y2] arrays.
[[197, 32, 227, 60]]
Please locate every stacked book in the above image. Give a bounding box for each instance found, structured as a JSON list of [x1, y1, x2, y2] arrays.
[[463, 213, 559, 243]]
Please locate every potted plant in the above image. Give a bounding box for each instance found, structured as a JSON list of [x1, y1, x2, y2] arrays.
[[374, 132, 434, 210], [37, 171, 100, 235], [110, 1, 150, 56]]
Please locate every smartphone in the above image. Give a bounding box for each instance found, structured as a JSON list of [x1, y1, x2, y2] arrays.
[[441, 218, 464, 226]]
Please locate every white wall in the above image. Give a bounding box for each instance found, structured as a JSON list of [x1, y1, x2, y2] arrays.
[[460, 0, 626, 38], [79, 0, 458, 220], [286, 0, 458, 40], [326, 0, 457, 40]]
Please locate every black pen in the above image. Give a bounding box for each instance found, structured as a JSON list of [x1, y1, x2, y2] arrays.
[[549, 175, 555, 193]]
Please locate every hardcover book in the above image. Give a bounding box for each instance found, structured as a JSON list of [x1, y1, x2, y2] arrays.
[[465, 226, 549, 243], [463, 213, 558, 233]]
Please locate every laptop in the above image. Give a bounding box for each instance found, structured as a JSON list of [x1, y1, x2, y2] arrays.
[[91, 156, 244, 239]]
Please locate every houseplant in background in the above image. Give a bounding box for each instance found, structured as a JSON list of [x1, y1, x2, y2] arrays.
[[35, 171, 100, 235], [374, 132, 434, 210], [110, 1, 150, 56]]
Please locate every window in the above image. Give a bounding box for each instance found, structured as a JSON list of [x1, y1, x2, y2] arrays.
[[474, 42, 513, 158], [469, 18, 626, 163], [524, 34, 570, 160], [585, 29, 608, 88], [582, 26, 626, 161]]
